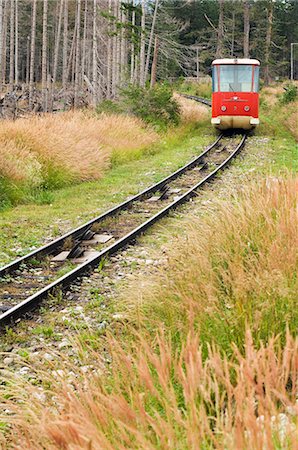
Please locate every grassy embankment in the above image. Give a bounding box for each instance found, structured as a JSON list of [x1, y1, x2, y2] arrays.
[[1, 82, 297, 448], [0, 97, 209, 266]]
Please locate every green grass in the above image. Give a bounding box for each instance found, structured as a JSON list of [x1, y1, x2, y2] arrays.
[[257, 100, 298, 172]]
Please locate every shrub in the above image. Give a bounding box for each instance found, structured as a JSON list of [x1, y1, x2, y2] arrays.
[[95, 99, 123, 115], [280, 83, 298, 104], [121, 84, 181, 128]]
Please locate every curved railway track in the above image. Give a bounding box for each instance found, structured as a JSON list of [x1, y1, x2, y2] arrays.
[[0, 133, 246, 326]]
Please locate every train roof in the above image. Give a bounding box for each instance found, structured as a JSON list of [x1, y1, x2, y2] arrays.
[[212, 58, 260, 66]]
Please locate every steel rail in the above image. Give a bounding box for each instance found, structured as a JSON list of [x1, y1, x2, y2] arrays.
[[180, 93, 212, 107], [0, 135, 222, 278], [0, 133, 246, 326]]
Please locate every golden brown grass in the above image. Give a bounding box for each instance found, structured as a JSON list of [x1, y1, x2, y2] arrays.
[[123, 176, 298, 352], [173, 93, 209, 123], [261, 85, 284, 107], [1, 177, 297, 448], [1, 330, 297, 449], [0, 111, 158, 190]]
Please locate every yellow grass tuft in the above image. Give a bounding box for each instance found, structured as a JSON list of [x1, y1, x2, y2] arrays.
[[0, 111, 158, 191], [173, 93, 209, 123], [1, 329, 297, 448]]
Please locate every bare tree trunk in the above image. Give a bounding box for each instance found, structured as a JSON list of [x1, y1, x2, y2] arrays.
[[9, 0, 14, 90], [130, 0, 135, 83], [120, 7, 124, 84], [144, 0, 159, 84], [243, 0, 250, 58], [62, 0, 68, 90], [42, 0, 48, 111], [216, 0, 224, 59], [74, 0, 81, 107], [1, 0, 8, 85], [53, 0, 63, 84], [66, 19, 77, 84], [26, 35, 29, 85], [29, 0, 37, 109], [115, 1, 120, 88], [14, 0, 18, 84], [139, 0, 145, 86], [230, 10, 235, 56], [81, 0, 87, 84], [92, 0, 97, 105], [150, 34, 158, 88], [0, 0, 3, 89], [106, 0, 112, 97], [264, 1, 273, 85], [111, 0, 117, 96]]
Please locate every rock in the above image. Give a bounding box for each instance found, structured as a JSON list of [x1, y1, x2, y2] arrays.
[[43, 353, 54, 362], [145, 259, 154, 265], [3, 357, 14, 365], [58, 340, 71, 349], [52, 369, 64, 378]]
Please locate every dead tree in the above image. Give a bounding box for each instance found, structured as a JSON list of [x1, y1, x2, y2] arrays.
[[243, 0, 250, 58], [29, 0, 37, 109], [53, 0, 63, 84], [264, 0, 273, 85], [92, 0, 97, 105], [41, 0, 48, 111], [81, 0, 88, 84], [1, 0, 8, 85], [74, 0, 81, 107], [15, 0, 18, 84], [9, 0, 14, 90], [139, 0, 145, 86], [62, 0, 68, 90], [144, 0, 159, 84], [150, 34, 158, 88], [216, 0, 224, 59], [0, 0, 3, 89], [106, 0, 112, 97], [130, 0, 135, 83]]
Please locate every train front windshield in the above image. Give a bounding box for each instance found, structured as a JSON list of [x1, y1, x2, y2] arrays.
[[212, 65, 259, 93]]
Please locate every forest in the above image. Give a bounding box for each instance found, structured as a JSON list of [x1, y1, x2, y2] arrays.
[[0, 0, 297, 115]]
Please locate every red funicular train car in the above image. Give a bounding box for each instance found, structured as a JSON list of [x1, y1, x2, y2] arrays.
[[211, 58, 260, 130]]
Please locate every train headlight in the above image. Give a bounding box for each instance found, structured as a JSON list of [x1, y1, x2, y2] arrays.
[[221, 105, 227, 111], [244, 106, 250, 112]]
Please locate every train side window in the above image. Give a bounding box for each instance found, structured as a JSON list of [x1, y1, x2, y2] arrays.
[[253, 66, 260, 92], [212, 66, 219, 92]]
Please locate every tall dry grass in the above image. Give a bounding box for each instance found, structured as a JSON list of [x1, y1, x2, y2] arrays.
[[173, 93, 209, 123], [1, 330, 297, 448], [1, 177, 297, 448], [0, 111, 157, 205], [123, 177, 298, 354]]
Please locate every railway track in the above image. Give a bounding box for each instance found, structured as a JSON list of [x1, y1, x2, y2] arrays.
[[0, 133, 246, 326], [180, 93, 212, 107]]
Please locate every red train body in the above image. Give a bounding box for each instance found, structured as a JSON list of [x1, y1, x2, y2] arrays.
[[211, 58, 260, 130]]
